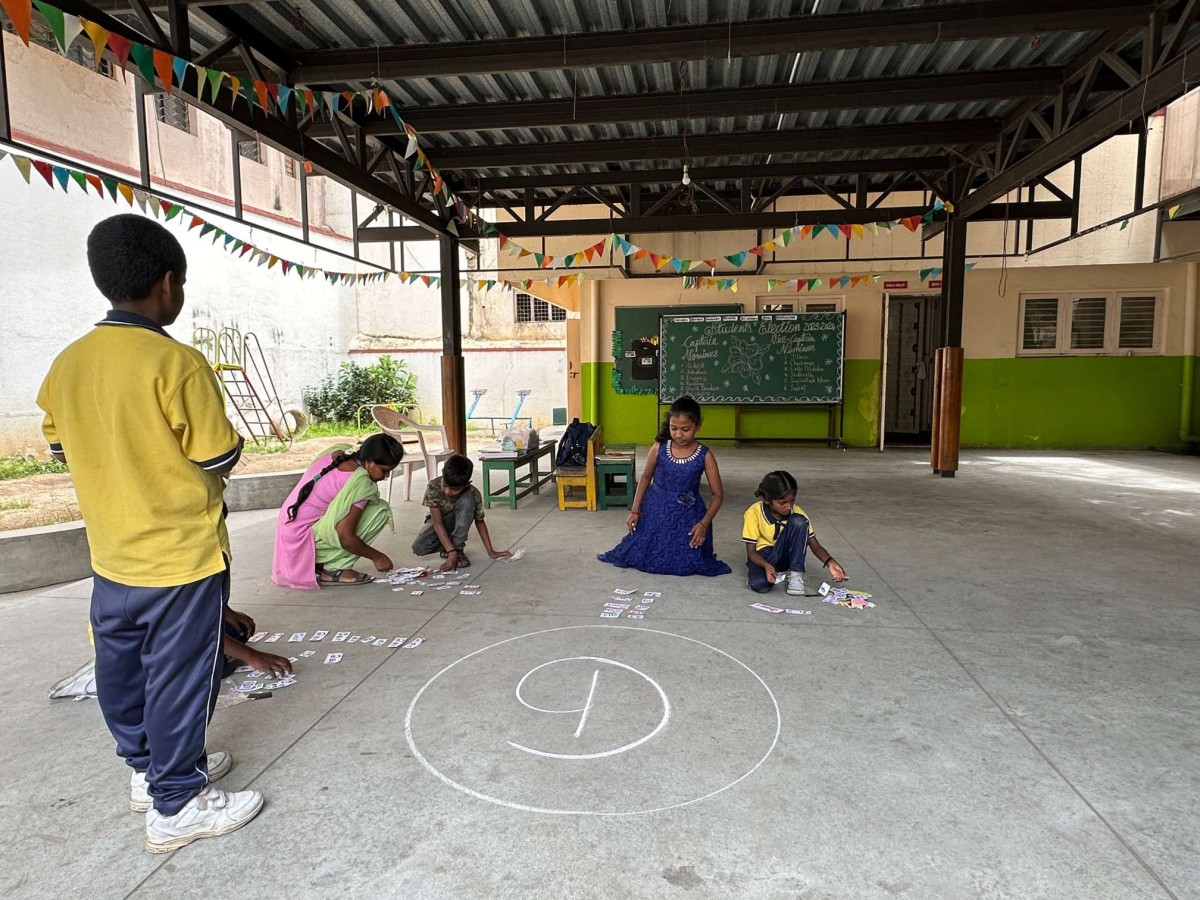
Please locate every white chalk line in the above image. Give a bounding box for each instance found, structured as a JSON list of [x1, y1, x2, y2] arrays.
[[403, 625, 781, 816], [574, 669, 600, 739], [507, 657, 669, 759]]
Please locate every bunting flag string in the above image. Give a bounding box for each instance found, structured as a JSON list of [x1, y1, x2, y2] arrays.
[[0, 147, 589, 294]]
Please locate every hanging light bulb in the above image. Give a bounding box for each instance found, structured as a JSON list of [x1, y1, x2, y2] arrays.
[[681, 164, 691, 186]]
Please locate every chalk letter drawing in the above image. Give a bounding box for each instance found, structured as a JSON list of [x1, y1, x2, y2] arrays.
[[507, 656, 670, 760]]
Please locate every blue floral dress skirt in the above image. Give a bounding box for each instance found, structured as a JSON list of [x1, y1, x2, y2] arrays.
[[597, 442, 732, 577]]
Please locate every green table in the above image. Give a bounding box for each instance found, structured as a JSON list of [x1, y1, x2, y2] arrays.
[[481, 441, 557, 509]]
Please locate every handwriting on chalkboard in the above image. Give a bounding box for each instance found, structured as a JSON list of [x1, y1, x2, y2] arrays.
[[659, 312, 844, 404]]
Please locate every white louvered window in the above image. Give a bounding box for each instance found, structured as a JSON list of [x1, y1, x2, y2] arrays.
[[515, 293, 566, 323], [1018, 292, 1162, 356], [1069, 296, 1107, 350]]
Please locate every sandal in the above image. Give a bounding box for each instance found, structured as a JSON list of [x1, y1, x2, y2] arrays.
[[317, 567, 371, 586], [439, 549, 471, 568]]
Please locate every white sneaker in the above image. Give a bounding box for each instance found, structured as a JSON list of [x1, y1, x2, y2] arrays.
[[48, 658, 97, 700], [786, 572, 805, 596], [130, 751, 234, 812], [145, 785, 264, 854]]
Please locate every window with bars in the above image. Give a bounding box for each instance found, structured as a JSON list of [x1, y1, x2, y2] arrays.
[[1018, 292, 1162, 355], [154, 94, 191, 132], [514, 293, 567, 323], [238, 140, 264, 163], [4, 19, 114, 75], [805, 301, 841, 313], [285, 157, 297, 178]]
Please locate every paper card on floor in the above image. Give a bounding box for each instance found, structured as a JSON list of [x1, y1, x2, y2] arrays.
[[643, 592, 662, 598], [818, 582, 833, 596], [362, 636, 377, 643], [388, 637, 407, 648], [600, 611, 620, 618], [604, 603, 630, 610], [411, 590, 424, 596], [633, 605, 650, 611], [246, 631, 267, 643], [638, 598, 654, 604], [311, 631, 328, 641], [627, 613, 645, 619], [348, 636, 361, 643], [289, 633, 306, 642], [288, 656, 300, 663], [300, 650, 316, 657], [750, 603, 785, 614], [403, 638, 424, 649], [501, 548, 526, 562], [324, 653, 342, 664], [234, 680, 264, 692], [234, 665, 254, 673], [264, 633, 283, 643], [372, 638, 387, 646], [464, 584, 480, 589], [613, 589, 635, 595], [332, 632, 350, 642], [784, 609, 812, 615], [461, 590, 481, 595]]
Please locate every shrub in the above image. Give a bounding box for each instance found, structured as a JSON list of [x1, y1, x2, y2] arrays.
[[302, 356, 418, 424], [0, 456, 68, 481]]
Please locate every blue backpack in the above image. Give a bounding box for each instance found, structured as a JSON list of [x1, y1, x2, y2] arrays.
[[556, 419, 596, 468]]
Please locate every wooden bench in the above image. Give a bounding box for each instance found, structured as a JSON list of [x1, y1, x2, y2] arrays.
[[554, 426, 603, 511]]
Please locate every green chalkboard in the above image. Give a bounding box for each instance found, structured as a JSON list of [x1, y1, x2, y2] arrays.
[[659, 312, 846, 404], [612, 304, 742, 395]]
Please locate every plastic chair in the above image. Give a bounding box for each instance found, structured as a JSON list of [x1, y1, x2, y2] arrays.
[[371, 406, 458, 507]]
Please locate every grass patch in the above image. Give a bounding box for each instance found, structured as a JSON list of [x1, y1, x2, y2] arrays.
[[0, 499, 32, 512], [307, 421, 374, 439], [241, 441, 290, 455], [0, 456, 68, 481]]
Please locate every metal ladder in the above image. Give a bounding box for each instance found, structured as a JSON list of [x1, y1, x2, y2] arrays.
[[193, 326, 292, 447]]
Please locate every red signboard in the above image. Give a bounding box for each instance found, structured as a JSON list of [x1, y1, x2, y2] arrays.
[[928, 280, 943, 289], [883, 280, 908, 290]]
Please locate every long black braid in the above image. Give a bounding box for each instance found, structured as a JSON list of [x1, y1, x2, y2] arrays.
[[285, 433, 404, 522]]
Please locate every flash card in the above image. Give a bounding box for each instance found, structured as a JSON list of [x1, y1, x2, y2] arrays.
[[234, 680, 263, 693], [348, 636, 361, 643], [300, 650, 316, 657], [613, 589, 635, 595], [600, 611, 620, 618], [388, 637, 407, 648], [633, 605, 650, 611], [411, 590, 424, 596], [784, 609, 812, 615], [332, 632, 350, 642], [464, 584, 480, 589], [373, 638, 387, 646], [289, 633, 306, 642], [750, 602, 785, 614], [462, 590, 481, 595], [324, 653, 342, 664], [638, 598, 655, 604], [403, 638, 424, 649], [264, 633, 283, 643], [362, 636, 377, 643], [311, 631, 329, 641], [234, 664, 254, 674], [643, 591, 662, 598], [604, 602, 630, 610], [627, 613, 645, 619], [246, 631, 267, 643]]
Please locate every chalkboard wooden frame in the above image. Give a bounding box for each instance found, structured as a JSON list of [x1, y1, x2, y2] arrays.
[[657, 312, 846, 405]]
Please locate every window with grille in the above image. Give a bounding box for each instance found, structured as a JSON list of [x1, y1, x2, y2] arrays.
[[514, 293, 566, 322], [238, 140, 263, 163], [805, 302, 841, 313], [1118, 296, 1157, 349], [155, 94, 191, 133], [1069, 297, 1107, 350], [285, 157, 297, 178], [1019, 292, 1161, 355]]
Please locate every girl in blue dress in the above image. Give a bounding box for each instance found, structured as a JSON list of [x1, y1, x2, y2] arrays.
[[598, 397, 732, 577]]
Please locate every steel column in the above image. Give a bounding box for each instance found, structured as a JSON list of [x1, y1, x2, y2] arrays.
[[439, 236, 466, 455]]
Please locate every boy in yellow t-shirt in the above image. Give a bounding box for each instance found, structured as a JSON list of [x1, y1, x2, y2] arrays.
[[742, 470, 848, 597]]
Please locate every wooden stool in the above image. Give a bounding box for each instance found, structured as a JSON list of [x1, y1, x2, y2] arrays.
[[596, 455, 636, 510]]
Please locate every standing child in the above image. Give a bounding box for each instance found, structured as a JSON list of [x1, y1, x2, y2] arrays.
[[413, 454, 511, 571], [743, 470, 847, 596], [598, 396, 732, 577]]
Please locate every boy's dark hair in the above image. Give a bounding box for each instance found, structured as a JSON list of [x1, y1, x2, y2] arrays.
[[285, 434, 403, 522], [87, 214, 187, 304], [656, 395, 702, 444], [755, 470, 798, 502], [443, 454, 474, 488]]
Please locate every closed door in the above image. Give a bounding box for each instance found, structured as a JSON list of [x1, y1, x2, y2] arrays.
[[884, 294, 941, 440]]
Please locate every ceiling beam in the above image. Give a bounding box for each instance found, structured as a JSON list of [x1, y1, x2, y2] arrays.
[[458, 157, 952, 191], [957, 36, 1200, 218], [359, 201, 1072, 241], [309, 69, 1065, 136], [431, 121, 1000, 170], [290, 0, 1153, 83]]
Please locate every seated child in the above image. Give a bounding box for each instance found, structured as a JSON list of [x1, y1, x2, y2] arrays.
[[412, 454, 510, 571], [743, 470, 848, 596]]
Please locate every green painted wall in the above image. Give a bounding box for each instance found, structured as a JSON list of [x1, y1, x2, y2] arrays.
[[582, 360, 880, 447], [582, 356, 1197, 449], [961, 356, 1185, 449]]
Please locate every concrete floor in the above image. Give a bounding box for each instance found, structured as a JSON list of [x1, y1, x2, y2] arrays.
[[2, 448, 1199, 899]]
